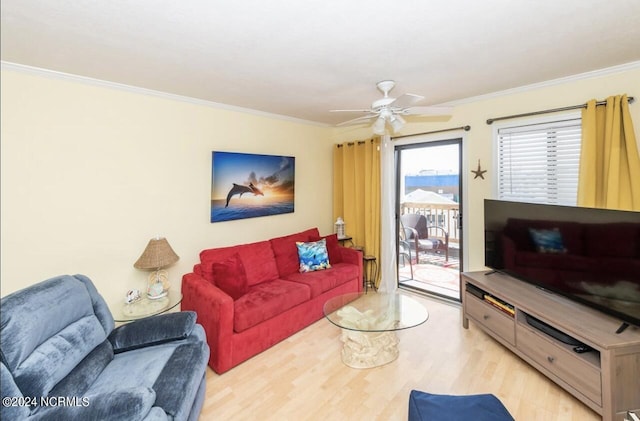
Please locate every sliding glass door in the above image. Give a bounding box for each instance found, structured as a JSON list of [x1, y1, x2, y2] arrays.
[[396, 139, 463, 301]]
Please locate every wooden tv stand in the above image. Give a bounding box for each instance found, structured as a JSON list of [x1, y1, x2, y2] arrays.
[[462, 271, 640, 421]]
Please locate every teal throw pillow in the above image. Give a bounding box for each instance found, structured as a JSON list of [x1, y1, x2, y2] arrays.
[[528, 228, 567, 253], [296, 239, 332, 272]]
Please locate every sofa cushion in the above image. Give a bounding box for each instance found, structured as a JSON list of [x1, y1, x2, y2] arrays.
[[18, 316, 109, 399], [310, 233, 342, 264], [297, 239, 332, 272], [48, 340, 114, 398], [233, 279, 311, 332], [200, 240, 279, 287], [87, 344, 176, 393], [211, 253, 249, 299], [284, 263, 359, 298], [270, 228, 320, 276]]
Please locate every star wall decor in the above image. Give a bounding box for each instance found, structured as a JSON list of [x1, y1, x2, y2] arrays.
[[472, 159, 487, 179]]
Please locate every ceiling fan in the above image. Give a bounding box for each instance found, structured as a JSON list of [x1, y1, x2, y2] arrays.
[[330, 80, 452, 134]]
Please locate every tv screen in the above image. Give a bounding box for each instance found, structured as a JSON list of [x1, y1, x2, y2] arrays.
[[484, 199, 640, 328]]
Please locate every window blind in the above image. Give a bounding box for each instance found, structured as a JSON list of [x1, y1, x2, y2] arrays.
[[497, 118, 581, 205]]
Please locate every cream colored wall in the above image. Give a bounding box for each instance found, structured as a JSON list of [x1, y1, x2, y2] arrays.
[[0, 69, 334, 308], [3, 66, 639, 306], [330, 65, 640, 272]]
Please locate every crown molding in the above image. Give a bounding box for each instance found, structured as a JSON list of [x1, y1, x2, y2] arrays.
[[441, 60, 640, 107], [3, 59, 638, 123], [0, 61, 329, 127]]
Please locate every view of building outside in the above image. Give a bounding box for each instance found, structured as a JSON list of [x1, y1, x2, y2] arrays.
[[400, 143, 460, 241]]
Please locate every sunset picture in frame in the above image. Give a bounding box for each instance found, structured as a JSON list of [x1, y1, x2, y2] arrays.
[[211, 151, 295, 222]]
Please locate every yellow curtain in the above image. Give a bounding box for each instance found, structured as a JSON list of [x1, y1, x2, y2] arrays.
[[333, 138, 381, 286], [577, 94, 640, 211]]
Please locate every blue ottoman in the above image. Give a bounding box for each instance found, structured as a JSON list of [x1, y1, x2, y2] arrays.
[[408, 390, 514, 421]]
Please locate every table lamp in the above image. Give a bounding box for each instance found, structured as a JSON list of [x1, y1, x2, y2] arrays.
[[134, 236, 179, 299], [335, 217, 345, 238]]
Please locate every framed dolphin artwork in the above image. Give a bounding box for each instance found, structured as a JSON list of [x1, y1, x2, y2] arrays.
[[210, 151, 295, 222]]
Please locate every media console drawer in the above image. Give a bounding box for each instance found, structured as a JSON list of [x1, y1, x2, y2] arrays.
[[516, 322, 602, 406], [465, 292, 515, 346]]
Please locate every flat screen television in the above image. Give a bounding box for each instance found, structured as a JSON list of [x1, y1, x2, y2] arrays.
[[484, 199, 640, 329]]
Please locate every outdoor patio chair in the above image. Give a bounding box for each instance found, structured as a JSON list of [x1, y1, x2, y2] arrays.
[[398, 221, 415, 279], [400, 213, 449, 262]]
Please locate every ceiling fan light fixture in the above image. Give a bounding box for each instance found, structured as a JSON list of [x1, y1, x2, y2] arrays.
[[390, 115, 404, 133], [373, 116, 386, 134]]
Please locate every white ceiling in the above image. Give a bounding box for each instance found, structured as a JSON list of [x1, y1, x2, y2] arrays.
[[2, 0, 640, 126]]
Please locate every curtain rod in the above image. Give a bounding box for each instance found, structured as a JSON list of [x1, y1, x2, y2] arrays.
[[335, 138, 376, 148], [391, 125, 470, 140], [486, 96, 635, 125]]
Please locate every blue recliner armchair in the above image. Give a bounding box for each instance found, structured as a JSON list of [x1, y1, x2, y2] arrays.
[[0, 274, 209, 420]]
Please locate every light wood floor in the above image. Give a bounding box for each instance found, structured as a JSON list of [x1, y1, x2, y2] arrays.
[[200, 291, 599, 420]]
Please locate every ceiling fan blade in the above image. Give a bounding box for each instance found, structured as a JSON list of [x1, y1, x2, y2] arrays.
[[389, 93, 424, 109], [329, 109, 373, 113], [337, 115, 377, 126], [402, 106, 453, 116]]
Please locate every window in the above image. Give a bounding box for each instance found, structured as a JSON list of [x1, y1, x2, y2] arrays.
[[495, 116, 581, 205]]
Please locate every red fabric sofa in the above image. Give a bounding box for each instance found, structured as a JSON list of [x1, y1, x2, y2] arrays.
[[181, 227, 363, 374], [501, 218, 640, 290]]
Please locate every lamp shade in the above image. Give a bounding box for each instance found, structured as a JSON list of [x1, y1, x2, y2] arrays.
[[134, 237, 179, 270]]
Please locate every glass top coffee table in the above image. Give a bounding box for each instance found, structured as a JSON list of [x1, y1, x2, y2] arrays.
[[323, 292, 429, 368]]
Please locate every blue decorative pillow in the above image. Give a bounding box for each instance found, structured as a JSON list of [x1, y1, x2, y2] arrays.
[[528, 228, 566, 253], [296, 239, 332, 272]]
